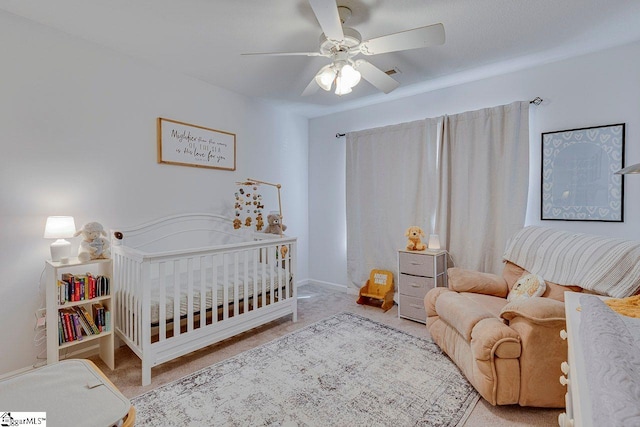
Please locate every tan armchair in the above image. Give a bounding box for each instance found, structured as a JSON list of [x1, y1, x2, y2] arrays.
[[425, 262, 578, 407], [425, 225, 640, 407]]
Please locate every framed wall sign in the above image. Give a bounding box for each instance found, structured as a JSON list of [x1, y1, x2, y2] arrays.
[[541, 123, 624, 221], [157, 117, 236, 171]]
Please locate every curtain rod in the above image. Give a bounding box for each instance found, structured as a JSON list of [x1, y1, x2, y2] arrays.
[[334, 97, 544, 138]]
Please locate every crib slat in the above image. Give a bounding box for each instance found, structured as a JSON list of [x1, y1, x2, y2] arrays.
[[278, 245, 283, 302], [128, 257, 136, 345], [252, 248, 258, 311], [233, 252, 239, 317], [135, 258, 142, 347], [284, 244, 290, 301], [126, 256, 135, 345], [243, 250, 249, 314], [270, 246, 275, 304], [187, 257, 194, 332], [261, 247, 267, 307], [173, 259, 181, 338], [200, 255, 207, 327], [212, 253, 218, 324], [223, 254, 229, 321], [159, 262, 166, 341]]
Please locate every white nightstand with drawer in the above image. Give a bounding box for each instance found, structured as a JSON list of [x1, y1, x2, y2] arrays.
[[397, 249, 447, 323]]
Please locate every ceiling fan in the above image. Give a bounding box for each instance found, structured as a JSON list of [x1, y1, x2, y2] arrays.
[[242, 0, 445, 96]]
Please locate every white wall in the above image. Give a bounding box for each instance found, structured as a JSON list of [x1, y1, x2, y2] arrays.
[[309, 41, 640, 289], [0, 12, 309, 375]]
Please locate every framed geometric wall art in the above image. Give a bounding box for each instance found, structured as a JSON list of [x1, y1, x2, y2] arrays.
[[541, 123, 625, 222]]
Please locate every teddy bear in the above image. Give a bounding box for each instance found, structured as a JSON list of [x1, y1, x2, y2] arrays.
[[74, 222, 111, 262], [255, 213, 264, 231], [264, 213, 287, 235], [405, 225, 426, 251], [233, 218, 242, 229]]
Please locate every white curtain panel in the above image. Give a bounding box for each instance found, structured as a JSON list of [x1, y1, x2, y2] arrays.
[[346, 118, 442, 287], [346, 101, 529, 289], [440, 101, 529, 274]]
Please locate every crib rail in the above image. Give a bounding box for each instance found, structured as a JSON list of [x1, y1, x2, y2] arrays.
[[112, 235, 296, 384]]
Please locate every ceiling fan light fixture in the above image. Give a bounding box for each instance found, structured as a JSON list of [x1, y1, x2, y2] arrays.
[[315, 64, 337, 91], [340, 64, 361, 87], [334, 75, 353, 95]]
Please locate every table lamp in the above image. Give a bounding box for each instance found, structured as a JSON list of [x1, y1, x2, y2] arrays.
[[44, 216, 76, 262], [428, 234, 441, 250]]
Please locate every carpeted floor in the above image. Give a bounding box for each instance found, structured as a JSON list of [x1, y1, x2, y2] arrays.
[[90, 284, 562, 426]]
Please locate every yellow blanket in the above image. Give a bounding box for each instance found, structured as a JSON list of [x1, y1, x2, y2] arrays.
[[605, 295, 640, 318]]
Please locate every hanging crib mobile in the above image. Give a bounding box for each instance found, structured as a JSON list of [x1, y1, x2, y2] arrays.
[[234, 181, 264, 230]]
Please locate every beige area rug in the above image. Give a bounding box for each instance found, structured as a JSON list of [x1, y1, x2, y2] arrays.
[[131, 312, 480, 426]]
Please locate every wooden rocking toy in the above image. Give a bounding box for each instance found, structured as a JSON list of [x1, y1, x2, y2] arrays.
[[357, 269, 395, 312]]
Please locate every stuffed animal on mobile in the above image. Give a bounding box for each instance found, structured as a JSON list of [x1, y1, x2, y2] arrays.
[[264, 213, 287, 235], [405, 226, 427, 251]]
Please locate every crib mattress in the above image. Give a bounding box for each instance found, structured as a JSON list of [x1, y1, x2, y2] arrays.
[[122, 262, 289, 325]]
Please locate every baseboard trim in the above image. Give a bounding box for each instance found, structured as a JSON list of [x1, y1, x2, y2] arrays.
[[305, 280, 359, 295]]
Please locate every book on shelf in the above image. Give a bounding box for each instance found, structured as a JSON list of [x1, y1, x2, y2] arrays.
[[87, 274, 95, 299], [58, 315, 65, 344], [60, 311, 74, 342], [104, 310, 111, 332], [72, 313, 83, 341], [92, 303, 105, 332], [72, 306, 93, 336], [57, 274, 110, 305], [78, 305, 100, 334]]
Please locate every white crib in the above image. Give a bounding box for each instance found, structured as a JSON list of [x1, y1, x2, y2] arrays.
[[110, 213, 297, 386]]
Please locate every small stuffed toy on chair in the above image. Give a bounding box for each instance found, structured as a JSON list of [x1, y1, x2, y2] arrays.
[[405, 226, 426, 251], [74, 222, 111, 262]]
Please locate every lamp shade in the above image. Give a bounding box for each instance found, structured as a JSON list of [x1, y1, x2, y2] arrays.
[[44, 216, 76, 262], [340, 64, 361, 87], [44, 216, 76, 238], [428, 234, 441, 250], [334, 75, 353, 95], [315, 65, 337, 91], [615, 163, 640, 174]]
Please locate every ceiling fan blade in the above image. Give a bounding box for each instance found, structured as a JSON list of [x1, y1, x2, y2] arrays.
[[301, 77, 320, 96], [308, 0, 344, 42], [360, 23, 445, 55], [241, 51, 323, 57], [355, 60, 400, 94]]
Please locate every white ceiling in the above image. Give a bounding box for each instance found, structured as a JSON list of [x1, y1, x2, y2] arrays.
[[3, 0, 640, 117]]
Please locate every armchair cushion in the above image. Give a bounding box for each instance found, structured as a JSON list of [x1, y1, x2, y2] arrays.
[[448, 267, 508, 297], [435, 292, 496, 341]]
